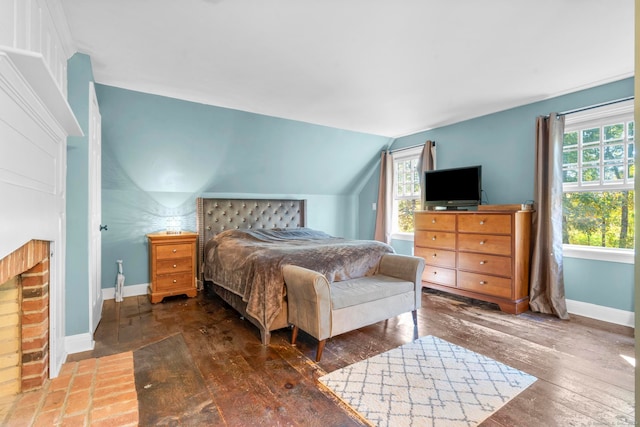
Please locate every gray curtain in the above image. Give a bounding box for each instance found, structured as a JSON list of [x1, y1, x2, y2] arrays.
[[529, 113, 569, 319], [418, 141, 436, 210], [374, 151, 392, 243]]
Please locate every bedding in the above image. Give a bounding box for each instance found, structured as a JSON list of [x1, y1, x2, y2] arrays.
[[203, 227, 394, 333]]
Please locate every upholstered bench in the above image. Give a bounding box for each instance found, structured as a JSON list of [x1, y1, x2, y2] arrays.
[[282, 253, 425, 361]]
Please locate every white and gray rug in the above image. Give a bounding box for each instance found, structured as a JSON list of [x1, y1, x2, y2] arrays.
[[318, 335, 536, 427]]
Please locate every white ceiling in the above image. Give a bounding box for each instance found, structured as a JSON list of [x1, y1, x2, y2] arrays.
[[60, 0, 634, 138]]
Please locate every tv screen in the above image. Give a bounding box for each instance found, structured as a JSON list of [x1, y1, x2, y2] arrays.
[[424, 165, 482, 209]]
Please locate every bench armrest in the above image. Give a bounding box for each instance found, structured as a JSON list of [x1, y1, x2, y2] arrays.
[[282, 264, 332, 341], [378, 254, 425, 308]]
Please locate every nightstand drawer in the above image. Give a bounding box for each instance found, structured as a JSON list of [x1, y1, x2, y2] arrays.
[[458, 271, 511, 298], [458, 233, 511, 256], [415, 230, 456, 250], [157, 243, 193, 260], [458, 252, 511, 277], [415, 247, 456, 268], [155, 272, 194, 291], [157, 257, 193, 275], [458, 214, 511, 234], [415, 213, 456, 231], [422, 265, 456, 286]]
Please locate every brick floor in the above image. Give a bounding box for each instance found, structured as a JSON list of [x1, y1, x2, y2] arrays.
[[0, 351, 138, 427]]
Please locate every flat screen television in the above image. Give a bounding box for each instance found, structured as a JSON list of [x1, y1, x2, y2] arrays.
[[424, 165, 482, 209]]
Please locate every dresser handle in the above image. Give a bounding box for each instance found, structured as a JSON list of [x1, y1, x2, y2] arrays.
[[480, 220, 485, 225], [479, 240, 485, 245], [431, 219, 436, 224], [432, 236, 436, 241], [173, 279, 177, 283], [173, 264, 177, 268], [432, 253, 437, 258], [479, 260, 486, 265], [433, 271, 438, 275], [479, 280, 486, 285], [172, 249, 177, 253]]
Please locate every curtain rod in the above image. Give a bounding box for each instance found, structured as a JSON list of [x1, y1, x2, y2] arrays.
[[387, 140, 436, 153], [556, 96, 634, 117]]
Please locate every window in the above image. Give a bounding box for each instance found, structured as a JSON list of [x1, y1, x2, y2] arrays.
[[562, 100, 634, 258], [392, 147, 422, 235]]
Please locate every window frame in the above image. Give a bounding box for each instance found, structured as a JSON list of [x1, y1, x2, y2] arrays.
[[391, 146, 423, 240], [561, 99, 635, 262]]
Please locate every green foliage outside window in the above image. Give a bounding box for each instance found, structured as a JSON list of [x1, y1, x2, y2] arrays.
[[397, 199, 418, 233], [563, 191, 634, 249]]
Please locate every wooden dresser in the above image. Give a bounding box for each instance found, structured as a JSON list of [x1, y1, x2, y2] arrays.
[[147, 231, 198, 303], [414, 206, 532, 314]]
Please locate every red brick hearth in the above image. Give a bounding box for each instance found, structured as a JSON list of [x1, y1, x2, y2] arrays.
[[0, 240, 50, 397]]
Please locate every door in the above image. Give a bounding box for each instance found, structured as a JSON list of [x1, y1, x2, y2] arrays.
[[88, 81, 103, 333]]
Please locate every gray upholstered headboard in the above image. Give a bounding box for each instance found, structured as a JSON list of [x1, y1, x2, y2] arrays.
[[195, 197, 307, 283]]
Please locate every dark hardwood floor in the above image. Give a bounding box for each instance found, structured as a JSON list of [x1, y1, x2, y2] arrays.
[[67, 287, 635, 426]]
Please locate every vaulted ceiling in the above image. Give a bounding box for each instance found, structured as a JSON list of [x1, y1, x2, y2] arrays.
[[60, 0, 634, 137]]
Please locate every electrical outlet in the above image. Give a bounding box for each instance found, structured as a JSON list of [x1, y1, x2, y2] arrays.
[[372, 203, 377, 211]]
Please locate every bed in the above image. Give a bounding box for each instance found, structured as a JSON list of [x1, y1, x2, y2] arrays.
[[196, 197, 394, 345]]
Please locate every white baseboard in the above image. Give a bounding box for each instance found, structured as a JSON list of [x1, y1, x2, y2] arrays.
[[102, 283, 149, 300], [65, 333, 95, 355], [566, 299, 634, 328]]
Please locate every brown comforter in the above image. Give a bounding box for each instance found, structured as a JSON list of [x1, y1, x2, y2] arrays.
[[203, 228, 394, 331]]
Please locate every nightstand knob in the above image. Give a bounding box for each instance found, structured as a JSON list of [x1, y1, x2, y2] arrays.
[[480, 260, 486, 265], [433, 271, 437, 275], [172, 249, 177, 253], [432, 236, 436, 241], [173, 264, 177, 268], [432, 253, 437, 258], [479, 280, 486, 285], [173, 279, 177, 283], [479, 240, 485, 245], [431, 219, 436, 224], [480, 220, 485, 225]]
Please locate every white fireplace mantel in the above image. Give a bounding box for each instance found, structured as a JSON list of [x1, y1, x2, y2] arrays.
[[0, 0, 80, 378]]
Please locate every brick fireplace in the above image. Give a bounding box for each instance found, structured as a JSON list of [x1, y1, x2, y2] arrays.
[[0, 240, 50, 398]]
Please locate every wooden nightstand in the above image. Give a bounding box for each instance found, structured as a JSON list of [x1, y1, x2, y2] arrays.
[[147, 231, 198, 303]]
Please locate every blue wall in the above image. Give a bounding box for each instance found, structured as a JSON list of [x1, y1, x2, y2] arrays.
[[65, 53, 95, 335], [95, 84, 391, 288], [357, 78, 634, 312]]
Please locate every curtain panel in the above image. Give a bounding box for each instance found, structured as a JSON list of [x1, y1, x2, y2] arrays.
[[418, 141, 436, 210], [374, 151, 392, 243], [529, 113, 569, 319]]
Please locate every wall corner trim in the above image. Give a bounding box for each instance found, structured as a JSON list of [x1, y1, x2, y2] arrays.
[[64, 333, 95, 356]]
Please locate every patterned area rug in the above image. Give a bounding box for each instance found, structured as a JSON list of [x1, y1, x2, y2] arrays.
[[318, 335, 536, 427]]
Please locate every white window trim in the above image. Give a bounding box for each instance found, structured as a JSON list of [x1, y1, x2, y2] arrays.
[[391, 146, 423, 240], [561, 100, 634, 261], [563, 244, 634, 264]]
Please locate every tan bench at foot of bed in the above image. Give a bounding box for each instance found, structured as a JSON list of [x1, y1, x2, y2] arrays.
[[283, 253, 425, 361]]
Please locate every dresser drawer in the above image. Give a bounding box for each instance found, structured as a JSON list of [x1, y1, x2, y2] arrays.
[[155, 272, 194, 291], [415, 213, 456, 231], [157, 257, 193, 275], [156, 243, 194, 260], [457, 271, 511, 298], [458, 214, 511, 234], [422, 265, 456, 287], [415, 230, 456, 250], [458, 233, 511, 256], [457, 252, 512, 277], [415, 247, 456, 268]]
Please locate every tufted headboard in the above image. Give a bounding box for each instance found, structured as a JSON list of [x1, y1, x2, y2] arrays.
[[195, 197, 307, 283]]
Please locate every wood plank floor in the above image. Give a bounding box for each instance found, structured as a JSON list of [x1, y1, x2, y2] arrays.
[[67, 287, 635, 426]]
